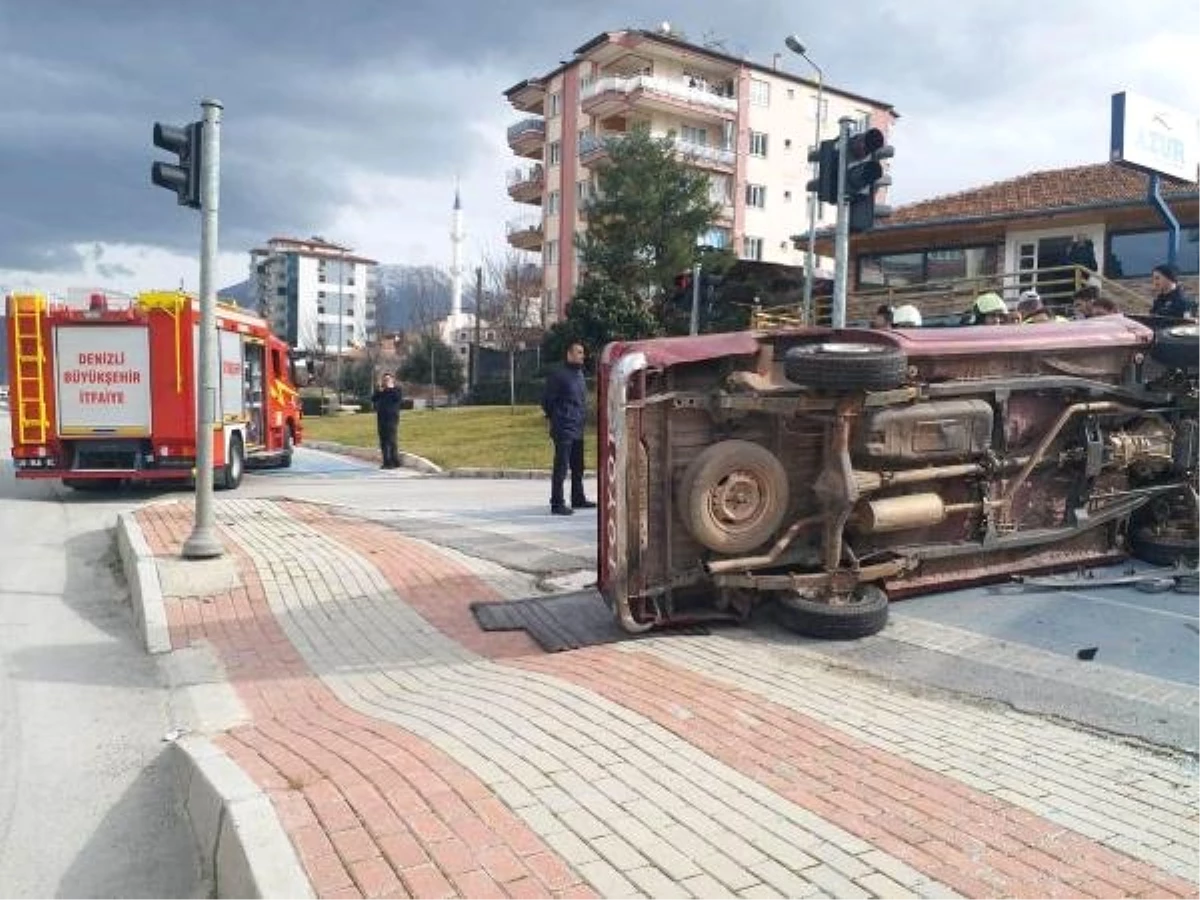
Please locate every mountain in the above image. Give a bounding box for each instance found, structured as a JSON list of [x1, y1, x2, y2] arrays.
[[218, 264, 458, 335]]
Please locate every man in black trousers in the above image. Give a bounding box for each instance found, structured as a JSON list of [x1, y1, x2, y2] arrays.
[[542, 341, 594, 516], [371, 372, 403, 469]]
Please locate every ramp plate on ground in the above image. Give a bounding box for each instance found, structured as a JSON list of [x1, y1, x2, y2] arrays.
[[470, 589, 706, 652]]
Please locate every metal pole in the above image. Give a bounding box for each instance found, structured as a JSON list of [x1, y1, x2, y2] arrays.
[[472, 265, 483, 391], [803, 68, 824, 324], [335, 252, 344, 405], [182, 98, 224, 560], [689, 262, 702, 335], [1147, 174, 1181, 267], [832, 116, 852, 329]]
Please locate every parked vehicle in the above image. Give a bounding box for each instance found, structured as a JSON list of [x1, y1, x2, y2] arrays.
[[597, 316, 1198, 638], [5, 290, 302, 489]]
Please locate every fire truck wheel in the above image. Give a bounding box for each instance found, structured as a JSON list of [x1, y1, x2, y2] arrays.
[[218, 435, 245, 490], [783, 342, 907, 391], [677, 440, 789, 554], [280, 425, 295, 468], [774, 585, 889, 639]]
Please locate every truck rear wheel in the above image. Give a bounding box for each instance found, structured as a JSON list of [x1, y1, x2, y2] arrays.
[[775, 585, 889, 639], [218, 434, 245, 490], [280, 425, 295, 468]]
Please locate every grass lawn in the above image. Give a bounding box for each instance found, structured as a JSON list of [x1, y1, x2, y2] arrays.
[[301, 405, 599, 471]]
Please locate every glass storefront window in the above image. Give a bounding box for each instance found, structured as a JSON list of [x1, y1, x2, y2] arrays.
[[1106, 228, 1200, 278], [858, 246, 998, 288]]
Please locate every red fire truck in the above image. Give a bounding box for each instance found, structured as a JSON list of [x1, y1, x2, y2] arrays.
[[5, 289, 303, 489]]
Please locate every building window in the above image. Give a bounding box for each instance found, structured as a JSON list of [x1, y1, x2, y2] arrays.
[[743, 236, 764, 261], [700, 227, 730, 250], [576, 180, 591, 203], [548, 141, 561, 166], [858, 246, 1001, 289], [545, 240, 559, 266], [547, 190, 560, 215], [749, 131, 768, 158], [680, 124, 708, 146], [549, 92, 561, 118], [1107, 228, 1199, 277], [812, 96, 829, 123], [854, 109, 871, 131], [745, 184, 767, 208], [750, 79, 770, 107]]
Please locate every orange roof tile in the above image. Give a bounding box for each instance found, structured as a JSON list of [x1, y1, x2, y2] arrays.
[[889, 162, 1197, 226]]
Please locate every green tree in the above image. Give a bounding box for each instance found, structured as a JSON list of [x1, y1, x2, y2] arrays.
[[542, 274, 658, 370], [399, 333, 465, 394], [578, 125, 721, 327]]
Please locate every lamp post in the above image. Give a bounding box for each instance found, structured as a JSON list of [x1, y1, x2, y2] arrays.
[[785, 35, 824, 324]]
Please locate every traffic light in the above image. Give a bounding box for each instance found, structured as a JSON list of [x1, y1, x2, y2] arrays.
[[842, 127, 893, 234], [806, 138, 839, 205], [151, 121, 203, 209]]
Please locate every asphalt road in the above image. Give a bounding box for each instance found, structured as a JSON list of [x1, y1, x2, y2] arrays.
[[0, 412, 205, 898]]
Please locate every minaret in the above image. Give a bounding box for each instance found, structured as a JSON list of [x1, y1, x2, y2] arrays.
[[450, 182, 465, 324]]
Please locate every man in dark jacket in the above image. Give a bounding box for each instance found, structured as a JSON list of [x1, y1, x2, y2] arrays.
[[1150, 263, 1197, 320], [370, 372, 403, 469], [542, 341, 593, 516]]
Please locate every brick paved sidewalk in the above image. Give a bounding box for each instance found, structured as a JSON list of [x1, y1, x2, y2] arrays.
[[137, 498, 1199, 900]]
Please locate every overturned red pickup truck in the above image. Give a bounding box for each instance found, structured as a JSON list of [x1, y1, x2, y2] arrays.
[[597, 316, 1198, 639]]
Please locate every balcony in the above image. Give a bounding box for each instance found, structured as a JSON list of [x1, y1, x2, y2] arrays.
[[506, 165, 544, 205], [506, 218, 544, 252], [675, 140, 736, 173], [506, 79, 545, 115], [579, 132, 735, 175], [506, 117, 546, 159], [581, 74, 737, 123]]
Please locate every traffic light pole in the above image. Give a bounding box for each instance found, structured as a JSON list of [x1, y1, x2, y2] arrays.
[[182, 98, 224, 560], [831, 117, 853, 329]]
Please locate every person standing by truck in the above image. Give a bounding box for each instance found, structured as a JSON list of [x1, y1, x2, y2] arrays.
[[542, 341, 594, 516], [371, 372, 403, 469]]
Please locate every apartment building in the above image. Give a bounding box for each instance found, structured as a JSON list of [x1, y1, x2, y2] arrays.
[[503, 26, 898, 320], [249, 236, 378, 353]]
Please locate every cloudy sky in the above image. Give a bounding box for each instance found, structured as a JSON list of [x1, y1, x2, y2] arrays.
[[1, 0, 1196, 296]]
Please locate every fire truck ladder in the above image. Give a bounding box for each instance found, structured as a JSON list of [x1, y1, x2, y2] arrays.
[[11, 293, 49, 444]]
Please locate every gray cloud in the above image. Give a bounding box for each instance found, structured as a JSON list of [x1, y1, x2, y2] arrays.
[[0, 0, 1195, 280]]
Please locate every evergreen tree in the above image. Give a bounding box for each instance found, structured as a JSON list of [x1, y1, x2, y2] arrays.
[[399, 333, 465, 394]]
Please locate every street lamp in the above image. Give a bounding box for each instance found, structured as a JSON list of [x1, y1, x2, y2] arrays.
[[785, 35, 824, 324]]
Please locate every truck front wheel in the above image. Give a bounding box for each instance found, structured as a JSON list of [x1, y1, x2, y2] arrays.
[[775, 585, 889, 639], [218, 435, 245, 490]]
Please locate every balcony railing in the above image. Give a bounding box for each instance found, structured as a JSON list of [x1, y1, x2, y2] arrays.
[[507, 164, 544, 187], [675, 140, 735, 168], [581, 75, 738, 115], [506, 117, 545, 143]]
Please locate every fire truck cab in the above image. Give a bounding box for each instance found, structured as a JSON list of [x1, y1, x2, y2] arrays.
[[6, 290, 303, 489]]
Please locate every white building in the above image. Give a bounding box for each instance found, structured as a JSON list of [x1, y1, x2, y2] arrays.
[[249, 236, 378, 352]]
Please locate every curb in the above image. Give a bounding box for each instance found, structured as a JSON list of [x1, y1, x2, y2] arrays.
[[172, 735, 314, 899], [302, 440, 600, 481], [116, 511, 314, 899], [302, 440, 443, 474], [116, 511, 171, 654]]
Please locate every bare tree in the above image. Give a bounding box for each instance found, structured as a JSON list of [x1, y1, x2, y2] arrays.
[[482, 248, 543, 410]]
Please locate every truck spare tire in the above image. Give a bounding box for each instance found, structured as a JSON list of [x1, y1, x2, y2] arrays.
[[677, 440, 789, 554], [1149, 323, 1199, 371], [783, 341, 907, 391]]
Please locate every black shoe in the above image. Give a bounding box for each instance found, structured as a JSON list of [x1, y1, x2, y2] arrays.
[[572, 499, 597, 509], [551, 504, 574, 516]]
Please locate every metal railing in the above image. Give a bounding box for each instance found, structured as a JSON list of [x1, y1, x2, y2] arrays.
[[506, 118, 545, 143], [750, 265, 1150, 329], [581, 74, 737, 115]]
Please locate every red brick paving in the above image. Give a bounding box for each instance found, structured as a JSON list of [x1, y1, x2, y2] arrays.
[[137, 503, 587, 900], [293, 501, 1198, 900]]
